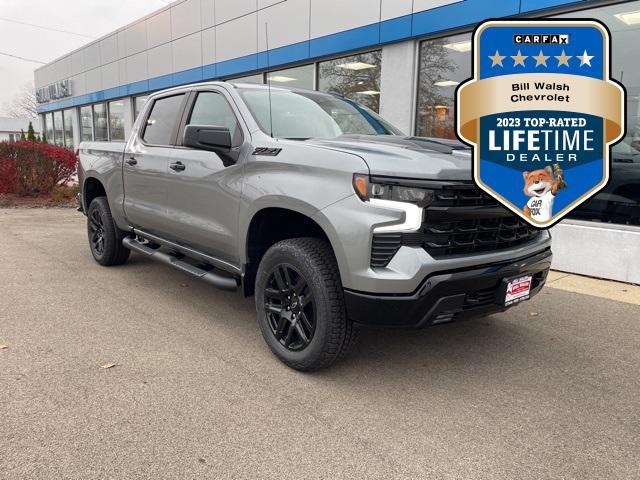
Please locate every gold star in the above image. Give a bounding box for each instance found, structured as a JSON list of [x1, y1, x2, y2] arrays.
[[577, 50, 594, 67], [511, 50, 528, 67], [555, 50, 572, 67], [532, 50, 549, 67], [488, 50, 506, 67]]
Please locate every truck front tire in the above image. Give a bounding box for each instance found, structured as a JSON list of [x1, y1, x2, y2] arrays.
[[87, 197, 130, 266], [255, 238, 357, 371]]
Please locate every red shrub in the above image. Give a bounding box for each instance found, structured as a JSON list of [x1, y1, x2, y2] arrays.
[[0, 141, 78, 195]]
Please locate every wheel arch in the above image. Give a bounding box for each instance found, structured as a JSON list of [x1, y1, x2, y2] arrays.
[[83, 176, 107, 212], [242, 205, 343, 297]]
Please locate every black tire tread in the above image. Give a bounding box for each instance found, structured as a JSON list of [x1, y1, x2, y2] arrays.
[[257, 237, 357, 371], [88, 197, 130, 266]]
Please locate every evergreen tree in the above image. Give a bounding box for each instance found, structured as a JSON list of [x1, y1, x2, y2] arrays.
[[27, 121, 36, 142], [20, 129, 26, 141], [41, 132, 47, 143], [36, 134, 41, 142]]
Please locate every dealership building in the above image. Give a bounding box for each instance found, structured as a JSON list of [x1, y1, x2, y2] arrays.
[[34, 0, 640, 283]]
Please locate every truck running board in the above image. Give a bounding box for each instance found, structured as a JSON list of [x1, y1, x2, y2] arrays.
[[122, 237, 239, 291]]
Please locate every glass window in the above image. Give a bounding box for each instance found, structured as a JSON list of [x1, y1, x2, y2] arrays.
[[134, 95, 149, 121], [318, 51, 382, 112], [188, 92, 242, 146], [63, 109, 74, 148], [556, 1, 640, 226], [267, 64, 314, 89], [227, 73, 264, 85], [239, 87, 402, 139], [108, 100, 125, 141], [80, 106, 93, 142], [142, 94, 185, 145], [45, 113, 54, 143], [93, 103, 108, 141], [53, 111, 64, 146], [9, 133, 15, 142], [415, 33, 471, 139]]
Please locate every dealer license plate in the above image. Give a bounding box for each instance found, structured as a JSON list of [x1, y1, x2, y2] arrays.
[[502, 275, 533, 306]]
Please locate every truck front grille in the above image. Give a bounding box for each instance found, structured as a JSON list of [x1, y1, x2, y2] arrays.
[[370, 183, 541, 267]]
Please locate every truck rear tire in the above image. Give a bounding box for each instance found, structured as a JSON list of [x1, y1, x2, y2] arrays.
[[255, 237, 357, 371], [87, 197, 131, 266]]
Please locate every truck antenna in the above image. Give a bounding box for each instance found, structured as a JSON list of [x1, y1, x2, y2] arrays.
[[265, 22, 274, 138]]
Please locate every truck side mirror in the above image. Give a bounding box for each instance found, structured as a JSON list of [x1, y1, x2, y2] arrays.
[[183, 125, 232, 152]]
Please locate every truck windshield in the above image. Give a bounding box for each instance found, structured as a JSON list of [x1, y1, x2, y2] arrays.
[[238, 87, 403, 139]]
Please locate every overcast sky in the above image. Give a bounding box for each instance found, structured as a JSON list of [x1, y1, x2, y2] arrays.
[[0, 0, 171, 114]]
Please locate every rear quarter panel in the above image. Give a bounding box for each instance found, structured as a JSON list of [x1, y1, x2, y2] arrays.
[[79, 141, 128, 229]]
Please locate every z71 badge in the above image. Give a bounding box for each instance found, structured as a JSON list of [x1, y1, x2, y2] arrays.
[[457, 20, 625, 228]]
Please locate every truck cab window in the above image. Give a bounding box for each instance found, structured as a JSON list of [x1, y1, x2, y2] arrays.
[[142, 94, 185, 145], [188, 92, 242, 147]]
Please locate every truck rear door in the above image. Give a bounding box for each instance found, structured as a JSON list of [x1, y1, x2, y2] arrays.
[[123, 93, 187, 238]]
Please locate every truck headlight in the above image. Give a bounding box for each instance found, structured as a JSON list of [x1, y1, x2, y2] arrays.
[[352, 174, 435, 207], [353, 174, 428, 233]]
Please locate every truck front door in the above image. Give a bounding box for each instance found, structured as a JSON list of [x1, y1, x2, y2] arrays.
[[165, 89, 246, 267]]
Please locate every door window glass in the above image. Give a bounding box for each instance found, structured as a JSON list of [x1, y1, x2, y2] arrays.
[[93, 103, 108, 141], [267, 64, 314, 89], [134, 95, 149, 121], [142, 94, 185, 145], [108, 100, 125, 141], [53, 111, 64, 146], [63, 109, 74, 147], [80, 106, 93, 141], [188, 92, 242, 146], [318, 51, 382, 112]]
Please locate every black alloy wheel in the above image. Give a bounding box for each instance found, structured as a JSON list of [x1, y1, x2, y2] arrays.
[[263, 264, 316, 351], [86, 197, 130, 266], [89, 208, 106, 256]]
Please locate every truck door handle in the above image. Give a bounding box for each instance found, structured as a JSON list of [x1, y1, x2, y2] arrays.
[[170, 161, 186, 172], [125, 157, 137, 166]]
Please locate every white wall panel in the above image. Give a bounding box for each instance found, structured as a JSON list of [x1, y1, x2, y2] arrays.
[[55, 57, 72, 83], [381, 0, 413, 20], [147, 10, 171, 48], [412, 0, 463, 13], [310, 0, 380, 39], [84, 43, 101, 71], [85, 67, 102, 93], [118, 59, 127, 86], [202, 27, 216, 65], [125, 21, 148, 56], [171, 0, 202, 38], [100, 35, 118, 65], [101, 62, 119, 90], [147, 44, 173, 78], [258, 0, 283, 8], [216, 0, 256, 24], [216, 13, 257, 62], [258, 0, 309, 51], [117, 30, 127, 59], [71, 50, 85, 76], [126, 52, 148, 83], [173, 32, 202, 72], [201, 0, 216, 29], [70, 74, 86, 97]]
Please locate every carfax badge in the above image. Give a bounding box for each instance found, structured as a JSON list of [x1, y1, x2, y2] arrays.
[[457, 20, 625, 228]]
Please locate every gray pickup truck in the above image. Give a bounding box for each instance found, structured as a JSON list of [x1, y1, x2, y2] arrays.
[[78, 82, 552, 371]]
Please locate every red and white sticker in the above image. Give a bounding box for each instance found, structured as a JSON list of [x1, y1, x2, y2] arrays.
[[504, 275, 533, 306]]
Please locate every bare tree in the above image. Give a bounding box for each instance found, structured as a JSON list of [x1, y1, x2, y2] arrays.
[[3, 82, 38, 119]]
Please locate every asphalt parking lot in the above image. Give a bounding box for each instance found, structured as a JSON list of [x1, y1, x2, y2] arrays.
[[1, 208, 639, 480]]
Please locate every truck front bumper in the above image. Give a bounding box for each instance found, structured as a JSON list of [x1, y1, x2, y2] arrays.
[[343, 248, 552, 328]]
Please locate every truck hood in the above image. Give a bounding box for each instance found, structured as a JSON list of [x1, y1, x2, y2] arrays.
[[304, 135, 473, 181]]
